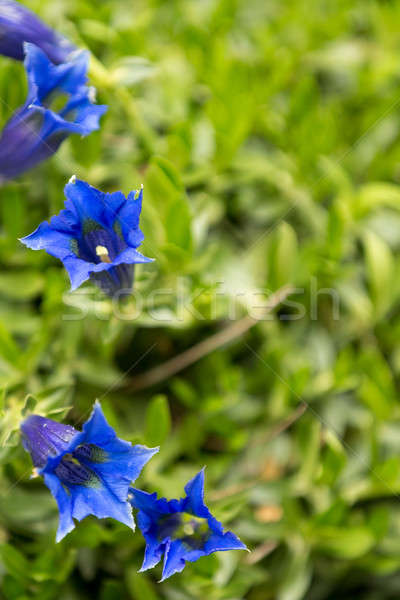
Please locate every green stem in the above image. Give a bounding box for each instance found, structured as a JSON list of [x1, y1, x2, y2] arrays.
[[89, 55, 156, 157], [126, 284, 295, 392]]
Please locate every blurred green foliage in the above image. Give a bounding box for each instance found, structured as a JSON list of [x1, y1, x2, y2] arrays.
[[2, 0, 400, 598]]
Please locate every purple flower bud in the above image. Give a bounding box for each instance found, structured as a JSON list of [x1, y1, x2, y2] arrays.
[[20, 415, 77, 469], [20, 402, 158, 542], [0, 0, 75, 63]]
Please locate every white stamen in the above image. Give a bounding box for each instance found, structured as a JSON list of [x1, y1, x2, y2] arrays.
[[96, 245, 109, 256], [134, 184, 144, 199], [69, 174, 77, 184], [96, 245, 111, 263], [88, 86, 97, 103], [183, 523, 195, 535]]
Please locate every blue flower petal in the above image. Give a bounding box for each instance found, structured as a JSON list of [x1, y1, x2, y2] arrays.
[[204, 531, 247, 553], [78, 400, 118, 446], [112, 247, 154, 266], [184, 468, 209, 516], [20, 222, 75, 261], [61, 256, 95, 291], [24, 42, 89, 101], [130, 488, 171, 517], [137, 516, 165, 571], [49, 208, 81, 236], [75, 402, 159, 504], [62, 249, 153, 291], [159, 530, 246, 580], [0, 108, 62, 180], [117, 188, 145, 247], [0, 44, 107, 180], [64, 179, 116, 229], [161, 540, 204, 581], [68, 479, 135, 531], [130, 489, 176, 572], [43, 472, 75, 542], [0, 0, 75, 63], [64, 100, 107, 136]]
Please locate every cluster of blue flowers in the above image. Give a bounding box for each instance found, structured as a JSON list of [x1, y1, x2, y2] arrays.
[[1, 0, 247, 581], [21, 403, 246, 580]]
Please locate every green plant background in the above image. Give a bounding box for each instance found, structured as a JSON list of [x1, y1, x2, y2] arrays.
[[2, 0, 400, 598]]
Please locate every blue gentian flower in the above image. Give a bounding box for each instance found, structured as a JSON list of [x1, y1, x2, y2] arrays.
[[130, 469, 247, 581], [20, 401, 158, 542], [20, 177, 153, 297], [0, 0, 75, 62], [0, 42, 107, 180]]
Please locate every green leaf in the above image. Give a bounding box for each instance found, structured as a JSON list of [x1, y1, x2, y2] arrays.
[[314, 526, 375, 559], [318, 430, 347, 485], [165, 196, 193, 251], [145, 156, 193, 254], [32, 547, 76, 583], [0, 321, 21, 367], [278, 543, 311, 600], [359, 376, 393, 420], [192, 553, 219, 577], [111, 56, 156, 87], [99, 580, 125, 600], [126, 568, 160, 600], [145, 395, 171, 446], [0, 271, 43, 301], [21, 394, 37, 417], [294, 418, 321, 490], [358, 182, 400, 213], [1, 187, 24, 248], [0, 543, 30, 584], [363, 230, 394, 317], [268, 222, 298, 290]]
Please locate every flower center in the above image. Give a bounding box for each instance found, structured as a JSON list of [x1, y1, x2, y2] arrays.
[[74, 443, 108, 463], [54, 443, 107, 488], [158, 513, 210, 548], [42, 90, 71, 114], [96, 245, 111, 263], [55, 453, 100, 487], [77, 219, 127, 264]]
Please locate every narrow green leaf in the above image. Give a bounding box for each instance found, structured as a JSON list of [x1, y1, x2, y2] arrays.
[[363, 230, 394, 316], [126, 568, 160, 600], [145, 395, 171, 446], [0, 321, 21, 367], [0, 543, 30, 584], [268, 222, 298, 290], [314, 526, 375, 559]]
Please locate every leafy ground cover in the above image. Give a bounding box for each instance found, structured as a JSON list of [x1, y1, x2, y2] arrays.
[[2, 0, 400, 598]]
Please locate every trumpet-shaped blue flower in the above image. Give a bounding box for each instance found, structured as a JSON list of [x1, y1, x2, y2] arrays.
[[0, 42, 107, 180], [21, 401, 158, 542], [0, 0, 75, 62], [20, 177, 153, 297], [130, 469, 247, 581]]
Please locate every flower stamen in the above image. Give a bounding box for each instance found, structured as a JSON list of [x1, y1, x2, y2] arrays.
[[96, 245, 111, 263]]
